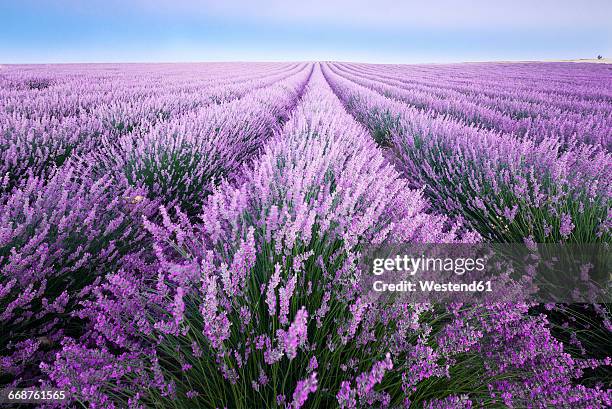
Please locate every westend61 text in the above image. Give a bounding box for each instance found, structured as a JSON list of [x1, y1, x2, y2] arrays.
[[372, 280, 493, 293]]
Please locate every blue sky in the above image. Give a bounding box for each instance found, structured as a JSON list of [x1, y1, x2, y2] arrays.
[[1, 0, 610, 63]]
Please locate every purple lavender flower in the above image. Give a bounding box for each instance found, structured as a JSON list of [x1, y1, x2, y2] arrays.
[[559, 213, 575, 238], [337, 381, 357, 409], [278, 307, 309, 360], [290, 372, 318, 409]]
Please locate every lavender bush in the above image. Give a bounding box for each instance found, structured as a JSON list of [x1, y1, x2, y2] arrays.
[[0, 163, 158, 386]]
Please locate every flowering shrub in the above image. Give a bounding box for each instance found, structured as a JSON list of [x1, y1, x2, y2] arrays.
[[0, 163, 158, 386]]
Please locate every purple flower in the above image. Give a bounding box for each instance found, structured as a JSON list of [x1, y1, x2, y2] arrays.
[[278, 275, 297, 325], [355, 353, 393, 398], [278, 307, 309, 360], [337, 381, 357, 409], [266, 263, 282, 317], [290, 372, 318, 409], [307, 356, 318, 372], [559, 213, 575, 238]]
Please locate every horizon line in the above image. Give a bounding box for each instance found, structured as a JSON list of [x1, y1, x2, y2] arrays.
[[1, 57, 609, 66]]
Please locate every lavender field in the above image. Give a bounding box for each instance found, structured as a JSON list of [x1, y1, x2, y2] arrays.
[[1, 61, 611, 408]]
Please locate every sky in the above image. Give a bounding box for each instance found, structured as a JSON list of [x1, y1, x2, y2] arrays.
[[0, 0, 610, 64]]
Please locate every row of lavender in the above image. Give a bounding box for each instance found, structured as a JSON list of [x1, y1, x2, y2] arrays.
[[321, 61, 612, 404], [0, 62, 313, 394], [331, 62, 612, 149], [322, 61, 612, 383], [1, 60, 610, 408], [0, 63, 309, 190], [322, 63, 611, 244]]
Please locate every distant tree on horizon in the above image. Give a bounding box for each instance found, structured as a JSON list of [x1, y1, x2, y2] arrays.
[[597, 55, 603, 60]]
